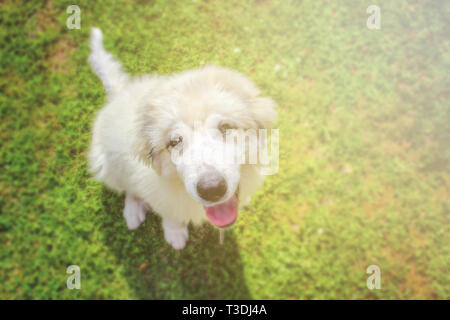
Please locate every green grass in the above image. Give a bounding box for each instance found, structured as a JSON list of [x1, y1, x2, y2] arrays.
[[1, 0, 449, 299]]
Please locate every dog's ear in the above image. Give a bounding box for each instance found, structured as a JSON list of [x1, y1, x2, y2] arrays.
[[248, 96, 277, 129], [134, 114, 165, 175], [134, 134, 161, 175]]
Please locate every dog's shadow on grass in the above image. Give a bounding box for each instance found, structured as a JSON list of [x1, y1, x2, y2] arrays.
[[100, 188, 252, 299]]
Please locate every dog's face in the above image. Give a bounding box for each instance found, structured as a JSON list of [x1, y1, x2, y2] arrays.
[[136, 66, 276, 227]]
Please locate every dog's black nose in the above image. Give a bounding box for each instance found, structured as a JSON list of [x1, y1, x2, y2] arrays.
[[197, 174, 227, 202]]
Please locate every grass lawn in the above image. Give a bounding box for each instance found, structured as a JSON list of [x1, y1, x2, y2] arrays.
[[0, 0, 449, 299]]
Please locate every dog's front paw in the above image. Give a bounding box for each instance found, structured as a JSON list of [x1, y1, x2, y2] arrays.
[[162, 220, 189, 250], [124, 210, 145, 230], [123, 195, 147, 230]]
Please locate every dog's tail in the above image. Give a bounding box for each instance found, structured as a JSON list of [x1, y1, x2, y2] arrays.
[[89, 27, 129, 99]]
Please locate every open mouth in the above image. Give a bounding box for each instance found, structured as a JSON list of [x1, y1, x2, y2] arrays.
[[204, 193, 238, 228]]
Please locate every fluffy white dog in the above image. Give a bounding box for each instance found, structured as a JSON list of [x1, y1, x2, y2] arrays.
[[88, 28, 276, 249]]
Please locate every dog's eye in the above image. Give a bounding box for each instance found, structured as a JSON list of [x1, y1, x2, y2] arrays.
[[219, 123, 236, 135], [168, 136, 183, 148]]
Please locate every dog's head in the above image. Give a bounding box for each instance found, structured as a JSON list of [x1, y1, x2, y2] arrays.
[[135, 65, 276, 227]]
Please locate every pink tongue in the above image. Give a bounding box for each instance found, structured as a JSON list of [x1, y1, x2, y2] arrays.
[[205, 195, 238, 228]]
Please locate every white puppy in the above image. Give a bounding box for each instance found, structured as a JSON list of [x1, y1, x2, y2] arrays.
[[88, 28, 276, 249]]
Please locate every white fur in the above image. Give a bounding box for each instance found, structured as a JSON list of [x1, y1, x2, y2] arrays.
[[88, 28, 276, 249]]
